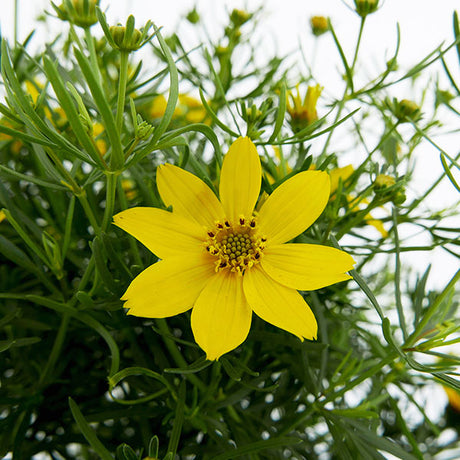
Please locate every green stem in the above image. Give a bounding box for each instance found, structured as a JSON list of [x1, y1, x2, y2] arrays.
[[84, 27, 102, 86], [116, 51, 130, 132], [320, 17, 366, 157], [78, 192, 101, 237], [38, 313, 71, 387], [392, 207, 407, 340], [334, 199, 381, 240], [14, 0, 18, 43], [156, 319, 207, 392], [45, 147, 81, 193], [101, 171, 119, 232], [116, 179, 143, 266], [404, 269, 460, 348]]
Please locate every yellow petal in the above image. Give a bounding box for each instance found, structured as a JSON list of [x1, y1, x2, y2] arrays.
[[157, 164, 225, 229], [243, 266, 317, 340], [191, 271, 252, 360], [365, 215, 388, 238], [329, 165, 354, 194], [261, 243, 355, 290], [219, 137, 261, 223], [122, 253, 215, 318], [113, 207, 205, 259], [258, 170, 330, 245]]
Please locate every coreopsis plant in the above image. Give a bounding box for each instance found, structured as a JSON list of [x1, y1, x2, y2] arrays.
[[0, 1, 459, 459]]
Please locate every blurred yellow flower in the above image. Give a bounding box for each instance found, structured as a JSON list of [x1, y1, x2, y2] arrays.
[[330, 165, 388, 238], [114, 137, 355, 360], [121, 179, 138, 201], [444, 386, 460, 412], [287, 84, 323, 130], [149, 94, 209, 124], [92, 122, 107, 155], [310, 16, 329, 36], [0, 210, 6, 223]]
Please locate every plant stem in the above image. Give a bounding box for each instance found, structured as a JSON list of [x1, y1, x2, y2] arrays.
[[84, 27, 102, 86], [116, 50, 130, 132], [404, 269, 460, 348], [320, 17, 366, 157], [156, 319, 207, 392], [14, 0, 18, 43], [101, 171, 119, 232], [116, 179, 143, 266], [78, 192, 101, 237], [38, 313, 71, 387]]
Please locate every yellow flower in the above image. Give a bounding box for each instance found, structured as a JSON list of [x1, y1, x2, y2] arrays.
[[149, 94, 208, 124], [113, 137, 355, 360], [444, 386, 460, 412], [92, 122, 107, 155], [287, 84, 323, 131], [0, 210, 6, 223], [310, 16, 329, 36], [328, 165, 388, 238], [121, 179, 137, 201], [329, 165, 354, 195]]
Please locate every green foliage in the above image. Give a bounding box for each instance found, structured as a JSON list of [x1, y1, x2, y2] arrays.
[[0, 2, 459, 459]]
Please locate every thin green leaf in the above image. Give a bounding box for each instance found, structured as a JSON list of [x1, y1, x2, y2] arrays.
[[68, 398, 114, 460]]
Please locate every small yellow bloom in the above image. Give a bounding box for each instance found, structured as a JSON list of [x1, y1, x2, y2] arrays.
[[149, 95, 168, 119], [444, 386, 460, 412], [0, 210, 6, 223], [149, 94, 208, 124], [121, 179, 137, 201], [374, 174, 395, 189], [310, 16, 329, 36], [92, 122, 107, 155], [329, 165, 388, 238], [287, 84, 323, 131], [114, 137, 355, 360]]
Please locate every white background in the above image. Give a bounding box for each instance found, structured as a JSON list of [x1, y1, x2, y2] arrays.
[[1, 1, 459, 457]]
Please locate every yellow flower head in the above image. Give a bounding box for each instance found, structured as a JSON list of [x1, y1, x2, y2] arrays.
[[287, 84, 323, 131], [149, 94, 208, 124], [310, 16, 329, 36], [113, 137, 355, 360]]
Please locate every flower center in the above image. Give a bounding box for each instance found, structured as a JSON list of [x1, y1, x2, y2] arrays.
[[205, 216, 266, 274]]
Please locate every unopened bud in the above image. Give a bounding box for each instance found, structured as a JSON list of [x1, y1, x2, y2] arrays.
[[230, 9, 251, 27], [310, 16, 329, 36], [186, 8, 200, 24], [354, 0, 379, 17], [374, 174, 395, 191], [55, 0, 99, 28], [109, 25, 142, 51], [396, 99, 421, 122], [136, 119, 154, 141]]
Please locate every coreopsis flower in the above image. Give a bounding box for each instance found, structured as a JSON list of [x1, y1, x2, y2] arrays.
[[113, 137, 355, 360], [287, 84, 323, 131]]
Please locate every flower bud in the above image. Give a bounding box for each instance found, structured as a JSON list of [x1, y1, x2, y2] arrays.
[[186, 8, 200, 24], [109, 25, 143, 51], [310, 16, 329, 36], [230, 9, 251, 27], [136, 119, 154, 141], [374, 174, 395, 190], [354, 0, 379, 17], [54, 0, 99, 28], [395, 99, 421, 122], [373, 174, 405, 205]]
